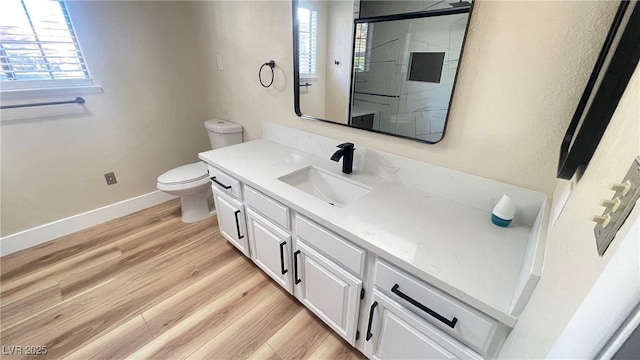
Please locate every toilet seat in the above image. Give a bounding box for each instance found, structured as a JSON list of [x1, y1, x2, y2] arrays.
[[158, 162, 208, 185], [157, 162, 212, 194]]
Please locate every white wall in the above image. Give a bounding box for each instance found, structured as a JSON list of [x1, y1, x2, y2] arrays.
[[298, 0, 328, 118], [191, 0, 617, 195], [324, 1, 352, 123], [193, 1, 293, 144], [0, 1, 209, 236], [499, 63, 640, 359]]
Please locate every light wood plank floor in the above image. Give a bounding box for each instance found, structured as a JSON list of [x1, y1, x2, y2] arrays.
[[0, 199, 365, 360]]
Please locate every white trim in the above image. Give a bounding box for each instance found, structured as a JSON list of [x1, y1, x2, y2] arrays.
[[1, 79, 94, 91], [547, 209, 640, 358], [0, 191, 177, 257], [509, 198, 550, 316], [598, 307, 640, 359], [0, 85, 104, 100]]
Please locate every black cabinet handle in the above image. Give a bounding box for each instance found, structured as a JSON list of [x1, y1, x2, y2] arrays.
[[233, 210, 244, 239], [366, 301, 378, 341], [211, 176, 232, 190], [279, 241, 288, 275], [391, 284, 458, 329], [294, 250, 301, 284]]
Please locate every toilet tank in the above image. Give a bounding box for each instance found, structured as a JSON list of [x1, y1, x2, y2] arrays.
[[204, 119, 243, 149]]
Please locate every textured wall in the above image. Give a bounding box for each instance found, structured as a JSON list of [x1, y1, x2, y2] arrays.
[[0, 1, 210, 236], [499, 64, 640, 358], [192, 0, 617, 195]]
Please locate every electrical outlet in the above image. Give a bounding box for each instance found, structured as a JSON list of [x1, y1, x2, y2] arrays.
[[104, 172, 117, 185]]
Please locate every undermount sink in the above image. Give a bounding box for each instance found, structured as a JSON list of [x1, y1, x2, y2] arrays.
[[278, 166, 372, 207]]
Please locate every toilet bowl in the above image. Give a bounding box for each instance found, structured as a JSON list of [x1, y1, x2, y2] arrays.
[[157, 119, 243, 223], [157, 162, 213, 223]]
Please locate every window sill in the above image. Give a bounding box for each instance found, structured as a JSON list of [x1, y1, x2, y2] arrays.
[[299, 76, 318, 82], [0, 85, 104, 100]]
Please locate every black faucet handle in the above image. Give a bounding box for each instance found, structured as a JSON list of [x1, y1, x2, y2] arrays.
[[337, 142, 355, 150]]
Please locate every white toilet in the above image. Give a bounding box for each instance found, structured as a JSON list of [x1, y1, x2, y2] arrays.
[[157, 119, 243, 223]]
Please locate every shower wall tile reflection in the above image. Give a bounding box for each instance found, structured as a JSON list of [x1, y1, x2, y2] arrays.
[[352, 12, 468, 142]]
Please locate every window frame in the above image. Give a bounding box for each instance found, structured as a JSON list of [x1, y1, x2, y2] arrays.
[[297, 6, 318, 80], [353, 22, 372, 73], [0, 0, 96, 95]]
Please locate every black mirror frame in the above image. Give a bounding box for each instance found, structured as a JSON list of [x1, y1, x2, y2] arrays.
[[557, 0, 640, 179], [292, 0, 474, 145]]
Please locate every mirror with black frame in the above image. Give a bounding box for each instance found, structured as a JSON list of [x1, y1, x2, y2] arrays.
[[293, 0, 473, 144]]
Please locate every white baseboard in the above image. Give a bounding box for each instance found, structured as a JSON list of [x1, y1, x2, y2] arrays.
[[0, 191, 177, 257]]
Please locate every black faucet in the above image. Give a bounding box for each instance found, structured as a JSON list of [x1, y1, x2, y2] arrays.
[[330, 142, 355, 174]]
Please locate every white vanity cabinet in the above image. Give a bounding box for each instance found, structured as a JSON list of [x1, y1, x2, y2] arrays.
[[212, 188, 249, 257], [246, 208, 293, 293], [293, 240, 362, 345], [199, 137, 547, 360], [293, 215, 366, 345], [364, 259, 507, 359], [208, 165, 242, 199], [364, 290, 481, 360], [243, 185, 294, 293], [209, 165, 249, 257]]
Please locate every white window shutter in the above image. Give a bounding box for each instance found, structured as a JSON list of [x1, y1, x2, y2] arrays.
[[0, 0, 93, 90], [298, 7, 317, 77]]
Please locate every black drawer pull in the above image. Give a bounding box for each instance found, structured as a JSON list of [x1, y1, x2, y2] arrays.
[[294, 250, 301, 284], [391, 284, 458, 329], [366, 301, 378, 341], [211, 176, 232, 190], [233, 210, 244, 239], [279, 241, 288, 275]]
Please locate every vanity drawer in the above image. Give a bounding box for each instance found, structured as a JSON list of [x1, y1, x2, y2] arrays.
[[208, 165, 242, 200], [373, 260, 499, 355], [244, 185, 290, 230], [295, 215, 365, 276]]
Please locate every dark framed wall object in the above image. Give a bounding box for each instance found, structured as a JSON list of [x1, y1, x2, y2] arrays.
[[557, 0, 640, 180], [292, 0, 473, 145]]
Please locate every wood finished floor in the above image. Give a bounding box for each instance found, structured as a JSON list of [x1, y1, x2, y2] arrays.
[[0, 199, 365, 360]]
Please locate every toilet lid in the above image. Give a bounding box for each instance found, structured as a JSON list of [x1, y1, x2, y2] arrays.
[[204, 119, 243, 134], [158, 162, 209, 185]]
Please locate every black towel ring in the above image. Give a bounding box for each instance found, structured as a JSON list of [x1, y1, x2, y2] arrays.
[[259, 60, 276, 88]]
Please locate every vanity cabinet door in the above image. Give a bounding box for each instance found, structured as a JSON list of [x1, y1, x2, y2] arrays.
[[246, 208, 292, 293], [293, 240, 362, 345], [213, 188, 249, 257], [364, 290, 481, 360]]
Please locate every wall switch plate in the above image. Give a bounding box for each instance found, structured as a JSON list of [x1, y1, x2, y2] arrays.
[[594, 156, 640, 256], [104, 172, 117, 185]]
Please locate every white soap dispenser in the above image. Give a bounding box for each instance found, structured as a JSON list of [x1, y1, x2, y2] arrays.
[[492, 194, 515, 227]]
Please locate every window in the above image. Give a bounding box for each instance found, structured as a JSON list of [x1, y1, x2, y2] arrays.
[[0, 0, 92, 90], [297, 7, 317, 78], [354, 23, 371, 72]]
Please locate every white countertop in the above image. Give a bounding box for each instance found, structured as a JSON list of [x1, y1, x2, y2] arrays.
[[200, 139, 534, 326]]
